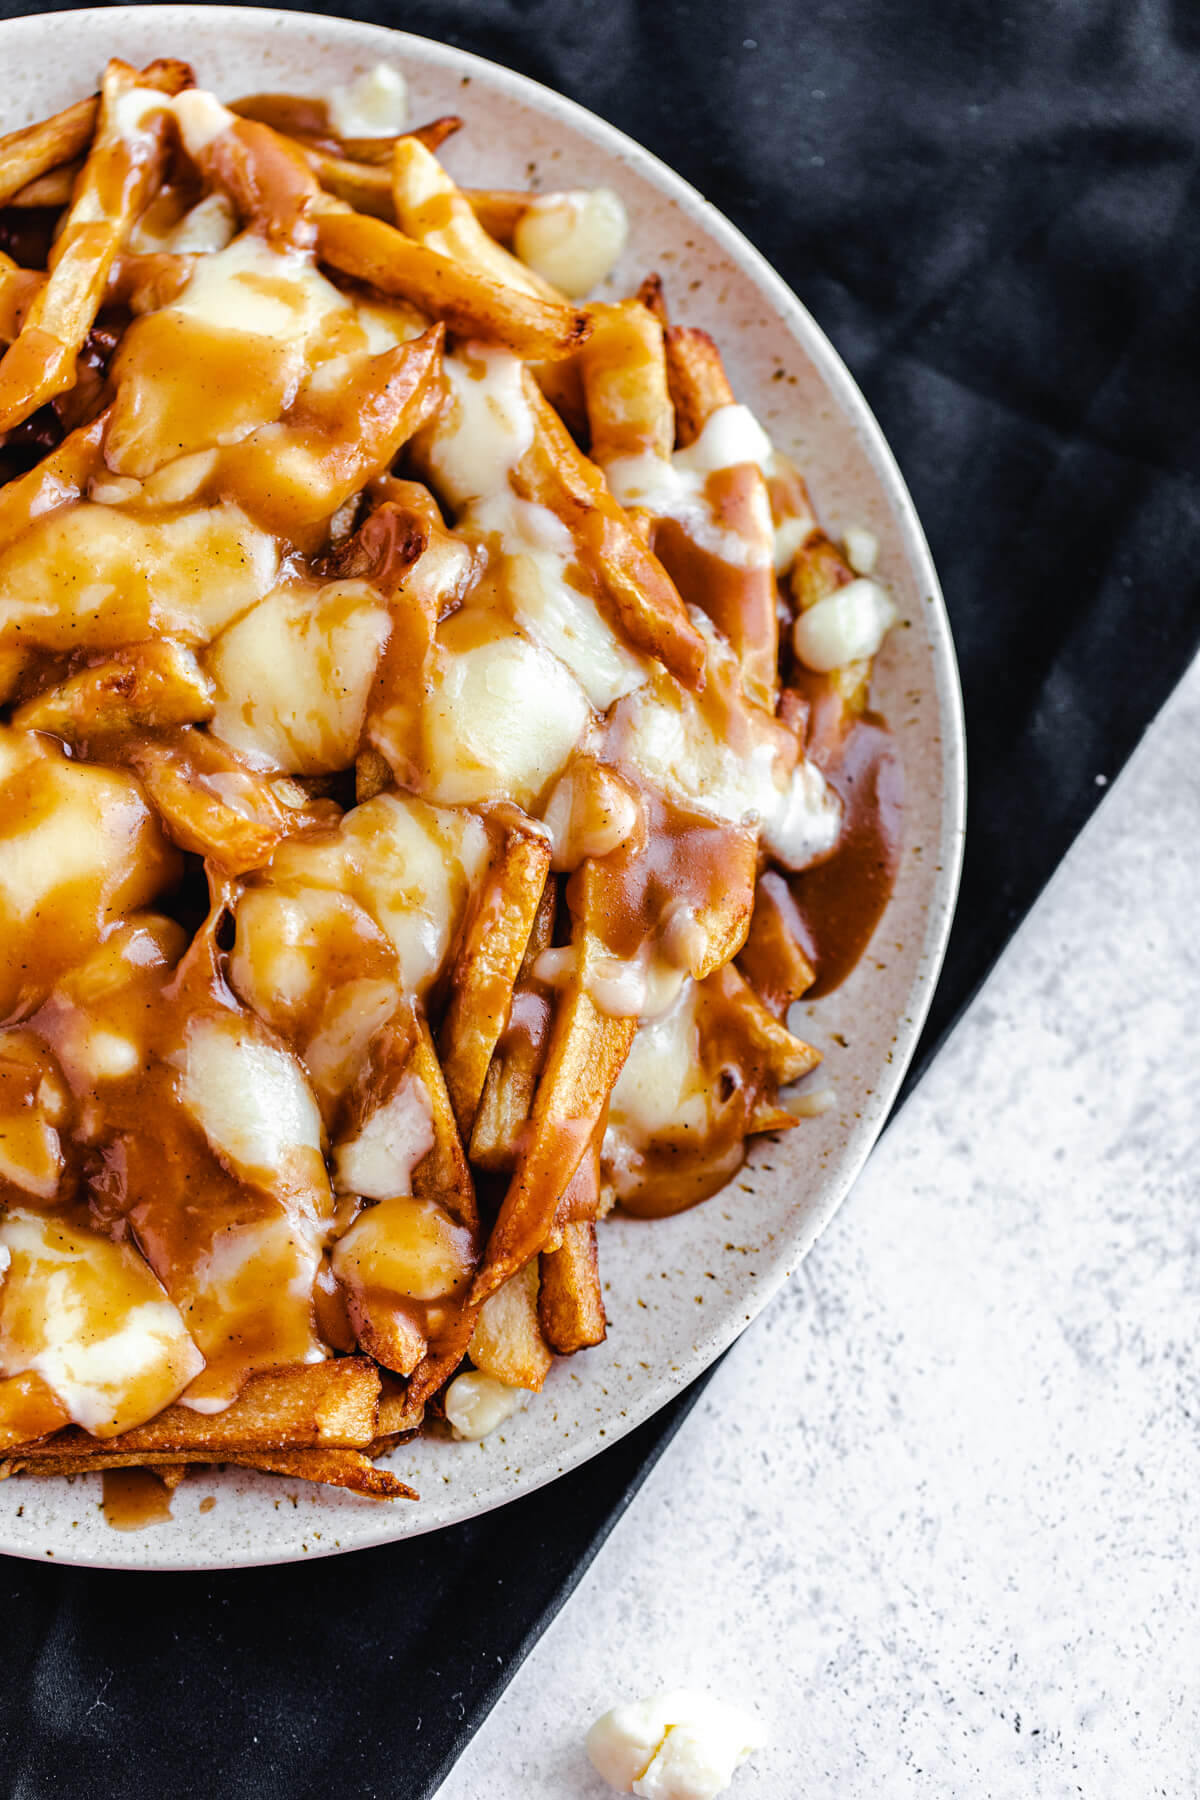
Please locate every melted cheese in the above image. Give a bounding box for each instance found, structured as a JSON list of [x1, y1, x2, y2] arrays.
[[604, 982, 709, 1193], [174, 1011, 330, 1208], [208, 578, 390, 773], [332, 1074, 435, 1199], [604, 405, 775, 569], [792, 577, 897, 671], [262, 794, 489, 998], [327, 64, 409, 139], [0, 1210, 203, 1436], [513, 189, 628, 297], [422, 612, 593, 811], [331, 1196, 474, 1301], [423, 346, 535, 507]]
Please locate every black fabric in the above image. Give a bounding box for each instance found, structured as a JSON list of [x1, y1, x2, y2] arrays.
[[3, 2, 1199, 1796]]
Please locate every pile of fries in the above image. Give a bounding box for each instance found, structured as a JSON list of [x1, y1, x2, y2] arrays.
[[0, 57, 899, 1507]]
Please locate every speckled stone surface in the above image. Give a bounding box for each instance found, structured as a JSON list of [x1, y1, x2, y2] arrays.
[[433, 658, 1200, 1799]]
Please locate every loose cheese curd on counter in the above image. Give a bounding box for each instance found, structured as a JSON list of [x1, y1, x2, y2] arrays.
[[513, 189, 629, 297], [0, 1210, 203, 1437], [586, 1689, 766, 1800]]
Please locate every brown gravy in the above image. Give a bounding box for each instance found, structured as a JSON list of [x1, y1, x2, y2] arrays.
[[788, 713, 904, 998], [101, 1467, 175, 1531]]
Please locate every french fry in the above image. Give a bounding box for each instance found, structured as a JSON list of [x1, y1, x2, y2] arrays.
[[462, 188, 532, 246], [539, 1220, 606, 1353], [0, 408, 106, 557], [579, 298, 674, 463], [664, 323, 735, 448], [0, 96, 97, 207], [127, 729, 339, 874], [0, 60, 187, 433], [7, 160, 81, 209], [469, 1259, 553, 1390], [472, 920, 637, 1303], [390, 136, 562, 303], [293, 141, 394, 217], [736, 870, 817, 1020], [226, 1447, 415, 1497], [13, 639, 215, 741], [439, 822, 553, 1139], [11, 1360, 383, 1460], [0, 255, 44, 345], [409, 1015, 480, 1233], [229, 90, 461, 159], [469, 875, 557, 1171], [314, 199, 591, 360], [517, 371, 707, 688]]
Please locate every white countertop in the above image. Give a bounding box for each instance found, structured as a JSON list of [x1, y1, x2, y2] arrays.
[[434, 653, 1200, 1800]]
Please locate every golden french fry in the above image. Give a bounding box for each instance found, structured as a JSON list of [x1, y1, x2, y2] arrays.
[[518, 372, 707, 688], [579, 298, 674, 463], [736, 870, 817, 1019], [469, 876, 557, 1171], [410, 1015, 480, 1233], [439, 823, 553, 1139], [293, 140, 394, 216], [229, 90, 461, 159], [469, 1259, 553, 1390], [314, 200, 591, 360], [462, 188, 532, 245], [472, 930, 637, 1303], [539, 1220, 606, 1353], [227, 1447, 415, 1497], [390, 136, 561, 303], [127, 729, 339, 874], [7, 159, 82, 208], [13, 639, 215, 741], [664, 323, 735, 448], [0, 60, 186, 432], [0, 408, 106, 555], [12, 1360, 382, 1460], [706, 961, 821, 1087], [0, 256, 44, 345], [0, 96, 97, 207]]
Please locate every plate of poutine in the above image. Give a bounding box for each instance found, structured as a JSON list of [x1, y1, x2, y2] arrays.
[[0, 7, 964, 1568]]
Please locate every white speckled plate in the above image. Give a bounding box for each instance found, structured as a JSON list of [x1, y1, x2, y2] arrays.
[[0, 5, 965, 1570]]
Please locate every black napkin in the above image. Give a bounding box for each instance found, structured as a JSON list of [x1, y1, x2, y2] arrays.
[[2, 2, 1199, 1796]]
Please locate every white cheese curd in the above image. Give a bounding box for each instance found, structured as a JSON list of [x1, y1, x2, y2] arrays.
[[424, 347, 536, 507], [327, 63, 409, 139], [513, 188, 628, 296], [611, 668, 841, 871], [173, 232, 352, 347], [422, 625, 593, 812], [586, 1689, 766, 1799], [604, 405, 774, 570], [443, 1368, 527, 1440], [332, 1074, 435, 1199], [467, 492, 648, 710], [842, 523, 879, 574], [792, 576, 898, 672], [771, 512, 812, 574], [604, 982, 704, 1192], [110, 84, 171, 142], [130, 190, 237, 257], [172, 88, 237, 158], [0, 1209, 203, 1436], [175, 1012, 328, 1198]]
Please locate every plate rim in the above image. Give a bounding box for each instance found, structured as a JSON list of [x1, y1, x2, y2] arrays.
[[0, 3, 966, 1571]]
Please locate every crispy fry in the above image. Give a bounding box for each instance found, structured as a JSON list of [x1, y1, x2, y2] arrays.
[[518, 371, 707, 688], [736, 870, 817, 1019], [539, 1220, 606, 1353], [469, 875, 557, 1170], [410, 1015, 480, 1233], [462, 188, 531, 246], [0, 96, 97, 208], [0, 256, 45, 345], [228, 1447, 415, 1497], [439, 822, 553, 1138], [472, 923, 637, 1302], [7, 160, 81, 208], [664, 323, 735, 448], [13, 639, 215, 741], [469, 1259, 553, 1389], [294, 141, 394, 217], [390, 136, 561, 303], [12, 1360, 382, 1460], [579, 298, 674, 462], [127, 729, 339, 873], [0, 60, 187, 432], [0, 408, 106, 555], [314, 200, 591, 360]]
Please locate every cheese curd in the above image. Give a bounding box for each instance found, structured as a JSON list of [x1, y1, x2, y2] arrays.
[[513, 188, 629, 297], [586, 1690, 766, 1800]]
